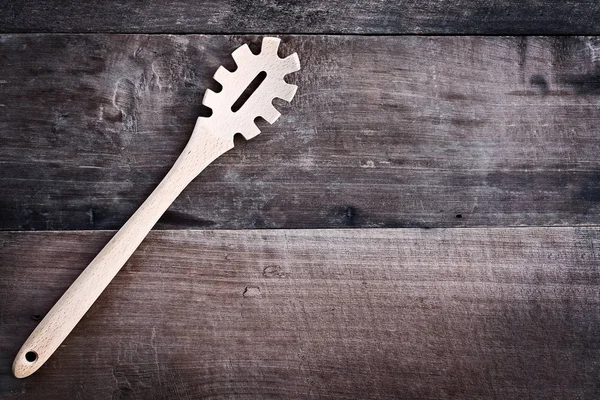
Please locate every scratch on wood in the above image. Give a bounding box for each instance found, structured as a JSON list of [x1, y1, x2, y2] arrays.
[[150, 326, 161, 388], [113, 77, 139, 134]]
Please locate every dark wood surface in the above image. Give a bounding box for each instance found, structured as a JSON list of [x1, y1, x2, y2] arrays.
[[2, 2, 600, 397], [2, 35, 600, 231], [1, 1, 600, 34], [1, 228, 598, 399]]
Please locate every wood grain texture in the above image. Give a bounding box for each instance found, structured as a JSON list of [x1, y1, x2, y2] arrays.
[[1, 1, 600, 34], [1, 35, 600, 231], [1, 228, 599, 398]]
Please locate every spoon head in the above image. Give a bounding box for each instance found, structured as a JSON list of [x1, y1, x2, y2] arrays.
[[201, 37, 300, 142]]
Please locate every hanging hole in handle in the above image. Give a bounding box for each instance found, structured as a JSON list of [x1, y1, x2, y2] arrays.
[[25, 351, 37, 363]]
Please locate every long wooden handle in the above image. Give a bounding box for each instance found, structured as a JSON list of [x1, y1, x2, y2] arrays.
[[13, 124, 232, 378]]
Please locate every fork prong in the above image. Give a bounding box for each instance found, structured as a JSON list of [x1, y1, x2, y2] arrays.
[[282, 53, 301, 73], [275, 83, 298, 102], [262, 37, 281, 55], [241, 121, 261, 140], [232, 44, 253, 66], [261, 103, 282, 124], [213, 66, 230, 85], [202, 89, 218, 107]]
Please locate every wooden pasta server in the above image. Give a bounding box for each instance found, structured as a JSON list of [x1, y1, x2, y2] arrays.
[[13, 37, 300, 378]]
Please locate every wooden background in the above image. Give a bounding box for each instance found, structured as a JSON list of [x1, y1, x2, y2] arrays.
[[1, 2, 599, 399]]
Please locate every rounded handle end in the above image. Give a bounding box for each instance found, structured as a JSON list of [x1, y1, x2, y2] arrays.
[[13, 348, 42, 378]]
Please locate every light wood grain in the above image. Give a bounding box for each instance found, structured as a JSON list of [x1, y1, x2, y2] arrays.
[[1, 35, 600, 231], [10, 37, 300, 378], [1, 0, 599, 34], [0, 228, 598, 398]]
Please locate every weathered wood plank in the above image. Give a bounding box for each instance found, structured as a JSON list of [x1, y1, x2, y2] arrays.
[[1, 1, 600, 34], [0, 228, 598, 398], [1, 35, 600, 230]]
